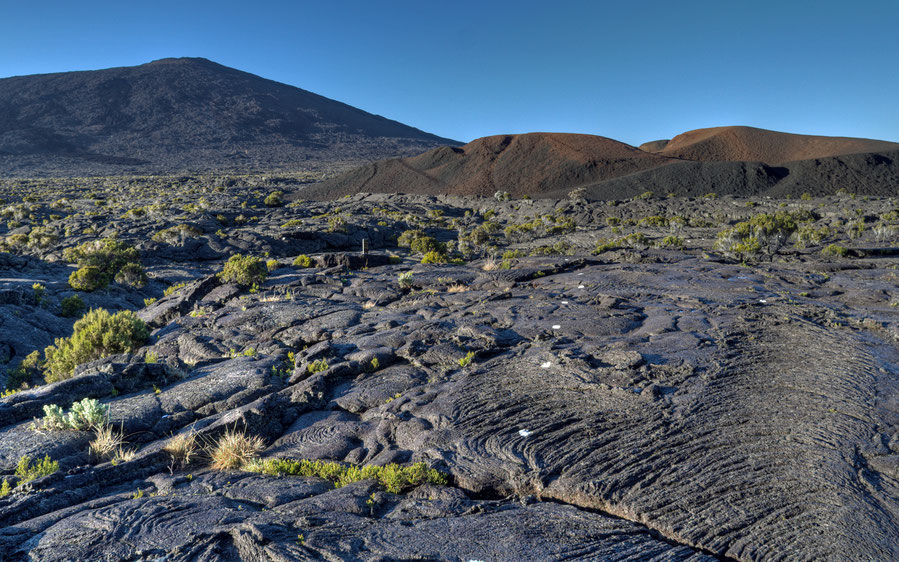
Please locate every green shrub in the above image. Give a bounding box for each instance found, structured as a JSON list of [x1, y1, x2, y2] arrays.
[[151, 224, 202, 244], [60, 294, 86, 317], [68, 266, 108, 291], [822, 244, 849, 257], [715, 212, 800, 261], [114, 263, 148, 288], [15, 454, 59, 483], [64, 238, 139, 279], [263, 192, 284, 207], [266, 259, 280, 272], [420, 250, 450, 264], [307, 359, 329, 374], [33, 398, 108, 431], [218, 254, 268, 287], [397, 271, 414, 289], [5, 351, 41, 392], [657, 235, 684, 249], [243, 458, 447, 493], [163, 282, 187, 297], [293, 254, 313, 268], [43, 308, 149, 383], [398, 230, 445, 254]]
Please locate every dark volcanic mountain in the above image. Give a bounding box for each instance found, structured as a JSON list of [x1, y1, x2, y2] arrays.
[[308, 127, 899, 199], [0, 58, 458, 176]]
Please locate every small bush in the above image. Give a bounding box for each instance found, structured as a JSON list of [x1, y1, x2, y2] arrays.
[[5, 351, 41, 392], [69, 266, 108, 291], [293, 254, 313, 268], [114, 262, 148, 288], [397, 271, 414, 289], [210, 429, 265, 470], [33, 398, 109, 431], [822, 244, 849, 257], [657, 235, 683, 249], [243, 458, 448, 493], [307, 359, 329, 374], [398, 230, 445, 255], [266, 259, 280, 272], [163, 282, 187, 297], [458, 351, 475, 368], [63, 238, 140, 283], [263, 192, 284, 207], [421, 250, 449, 264], [43, 308, 149, 383], [60, 294, 86, 317], [15, 455, 59, 484], [218, 254, 268, 287]]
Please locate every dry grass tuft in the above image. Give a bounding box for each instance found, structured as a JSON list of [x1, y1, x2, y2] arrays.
[[90, 424, 136, 464], [446, 283, 468, 293], [90, 424, 125, 460], [209, 429, 265, 470], [164, 431, 198, 466], [481, 256, 498, 271]]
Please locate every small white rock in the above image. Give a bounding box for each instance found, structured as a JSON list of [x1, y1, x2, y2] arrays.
[[561, 300, 568, 304], [578, 285, 585, 289], [540, 361, 552, 369], [551, 324, 561, 330], [759, 299, 767, 303], [518, 429, 532, 437]]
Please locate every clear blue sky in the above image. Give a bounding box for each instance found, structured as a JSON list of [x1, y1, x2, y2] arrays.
[[2, 0, 897, 145]]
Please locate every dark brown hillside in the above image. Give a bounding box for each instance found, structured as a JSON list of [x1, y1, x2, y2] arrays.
[[301, 132, 674, 199], [0, 58, 458, 176], [651, 126, 899, 164]]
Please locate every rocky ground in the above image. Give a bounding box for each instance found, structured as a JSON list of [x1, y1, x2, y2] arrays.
[[0, 177, 897, 560]]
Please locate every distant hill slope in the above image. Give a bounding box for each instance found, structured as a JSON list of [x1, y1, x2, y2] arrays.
[[301, 132, 674, 199], [0, 58, 458, 176], [307, 127, 899, 200], [648, 126, 899, 164]]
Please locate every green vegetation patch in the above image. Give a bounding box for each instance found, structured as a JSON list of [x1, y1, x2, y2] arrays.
[[218, 254, 268, 287], [243, 458, 448, 494], [43, 308, 149, 383]]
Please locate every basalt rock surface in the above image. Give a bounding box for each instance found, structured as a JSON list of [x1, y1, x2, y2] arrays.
[[0, 180, 897, 560]]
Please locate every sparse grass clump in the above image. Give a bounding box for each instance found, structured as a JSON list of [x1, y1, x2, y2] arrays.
[[218, 254, 268, 287], [243, 458, 448, 494], [293, 254, 313, 268], [164, 431, 198, 467], [209, 429, 265, 470], [42, 308, 149, 383]]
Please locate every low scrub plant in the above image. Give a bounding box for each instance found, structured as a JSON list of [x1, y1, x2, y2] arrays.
[[63, 238, 141, 290], [60, 294, 86, 317], [43, 308, 149, 383], [218, 254, 268, 287], [15, 454, 59, 484], [243, 458, 448, 494], [293, 254, 313, 268], [822, 244, 849, 257], [33, 398, 109, 431]]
